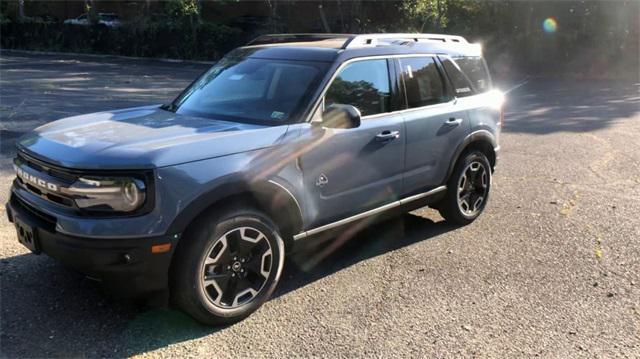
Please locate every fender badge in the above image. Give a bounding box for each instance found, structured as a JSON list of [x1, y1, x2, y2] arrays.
[[316, 173, 328, 187]]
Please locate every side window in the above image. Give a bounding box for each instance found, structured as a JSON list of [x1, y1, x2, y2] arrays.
[[440, 57, 475, 97], [454, 56, 491, 93], [325, 59, 390, 117], [399, 57, 450, 108]]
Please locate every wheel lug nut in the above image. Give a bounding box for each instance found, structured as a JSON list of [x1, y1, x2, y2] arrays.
[[241, 258, 245, 263], [231, 273, 235, 277], [241, 269, 244, 273], [226, 265, 231, 270], [233, 257, 237, 260]]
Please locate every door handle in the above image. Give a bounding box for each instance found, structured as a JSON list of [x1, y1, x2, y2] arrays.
[[375, 130, 400, 141], [445, 118, 463, 126]]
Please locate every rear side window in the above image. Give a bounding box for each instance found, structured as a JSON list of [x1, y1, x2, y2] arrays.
[[440, 57, 474, 97], [325, 59, 391, 117], [399, 57, 450, 108], [456, 57, 491, 93]]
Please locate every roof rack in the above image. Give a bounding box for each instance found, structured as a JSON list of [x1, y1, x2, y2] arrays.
[[246, 33, 471, 50], [342, 33, 468, 49]]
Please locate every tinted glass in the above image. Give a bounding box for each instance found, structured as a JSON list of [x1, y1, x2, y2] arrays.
[[440, 57, 475, 97], [399, 57, 449, 108], [454, 56, 491, 93], [173, 57, 327, 124], [325, 59, 390, 117]]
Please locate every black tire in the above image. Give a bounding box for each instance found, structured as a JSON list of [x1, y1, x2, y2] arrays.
[[170, 206, 285, 326], [437, 151, 491, 226]]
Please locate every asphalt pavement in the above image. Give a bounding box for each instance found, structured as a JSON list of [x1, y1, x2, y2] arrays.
[[0, 51, 639, 358]]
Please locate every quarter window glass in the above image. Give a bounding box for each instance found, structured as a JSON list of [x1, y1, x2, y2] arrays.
[[399, 57, 449, 108], [325, 59, 390, 117], [454, 56, 491, 93], [440, 57, 475, 97]]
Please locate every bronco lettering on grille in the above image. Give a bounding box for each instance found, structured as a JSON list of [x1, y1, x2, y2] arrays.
[[14, 165, 59, 192]]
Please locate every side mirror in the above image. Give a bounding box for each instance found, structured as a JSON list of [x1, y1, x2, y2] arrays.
[[321, 104, 361, 129]]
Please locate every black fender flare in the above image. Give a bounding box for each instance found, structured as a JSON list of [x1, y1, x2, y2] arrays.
[[165, 178, 304, 239], [446, 130, 497, 180]]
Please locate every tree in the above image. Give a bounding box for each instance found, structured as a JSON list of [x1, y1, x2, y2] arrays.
[[401, 0, 449, 32]]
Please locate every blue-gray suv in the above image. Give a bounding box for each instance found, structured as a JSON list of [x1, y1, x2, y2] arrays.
[[6, 33, 503, 325]]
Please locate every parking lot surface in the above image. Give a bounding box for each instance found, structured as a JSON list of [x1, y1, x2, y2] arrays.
[[1, 51, 639, 358]]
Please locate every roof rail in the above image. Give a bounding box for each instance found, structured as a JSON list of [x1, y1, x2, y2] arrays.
[[245, 33, 472, 51], [343, 33, 468, 49], [247, 33, 353, 46]]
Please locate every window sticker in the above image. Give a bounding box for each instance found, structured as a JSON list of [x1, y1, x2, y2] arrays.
[[271, 111, 285, 120]]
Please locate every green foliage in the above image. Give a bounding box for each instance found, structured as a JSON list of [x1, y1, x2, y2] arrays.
[[0, 0, 636, 78], [401, 0, 449, 31], [0, 18, 241, 60], [164, 0, 200, 19], [399, 0, 638, 78], [0, 13, 10, 26]]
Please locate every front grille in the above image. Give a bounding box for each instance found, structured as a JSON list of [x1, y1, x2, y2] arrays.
[[17, 152, 78, 182], [15, 152, 77, 209], [16, 177, 75, 207]]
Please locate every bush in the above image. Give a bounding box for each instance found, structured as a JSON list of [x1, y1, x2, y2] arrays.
[[0, 17, 242, 61]]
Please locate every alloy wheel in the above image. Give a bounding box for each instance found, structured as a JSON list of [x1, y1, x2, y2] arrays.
[[456, 160, 489, 217], [200, 226, 273, 309]]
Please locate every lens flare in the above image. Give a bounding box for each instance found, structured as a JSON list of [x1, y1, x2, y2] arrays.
[[543, 17, 558, 33]]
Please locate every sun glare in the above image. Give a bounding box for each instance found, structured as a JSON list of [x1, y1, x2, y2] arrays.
[[543, 17, 558, 33]]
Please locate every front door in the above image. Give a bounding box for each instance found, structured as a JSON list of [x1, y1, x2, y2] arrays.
[[300, 58, 405, 228]]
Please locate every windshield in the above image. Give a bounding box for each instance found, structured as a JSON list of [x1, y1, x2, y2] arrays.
[[171, 56, 329, 125]]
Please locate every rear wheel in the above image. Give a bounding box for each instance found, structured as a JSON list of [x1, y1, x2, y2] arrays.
[[437, 151, 491, 225], [170, 207, 285, 325]]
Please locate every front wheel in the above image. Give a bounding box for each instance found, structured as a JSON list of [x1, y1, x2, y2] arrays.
[[170, 207, 285, 325], [437, 151, 491, 225]]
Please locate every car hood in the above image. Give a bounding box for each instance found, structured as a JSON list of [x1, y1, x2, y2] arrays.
[[18, 105, 289, 169]]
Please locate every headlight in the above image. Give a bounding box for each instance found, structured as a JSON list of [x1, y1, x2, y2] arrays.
[[65, 177, 146, 212]]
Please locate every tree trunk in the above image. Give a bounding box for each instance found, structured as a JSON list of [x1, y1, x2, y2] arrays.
[[436, 0, 442, 30], [318, 4, 331, 33], [337, 0, 346, 32], [18, 0, 25, 19]]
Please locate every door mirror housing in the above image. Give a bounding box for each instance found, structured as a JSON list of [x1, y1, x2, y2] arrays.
[[321, 104, 361, 129]]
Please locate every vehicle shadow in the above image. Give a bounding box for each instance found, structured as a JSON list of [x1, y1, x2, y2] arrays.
[[279, 213, 453, 298], [0, 212, 453, 357]]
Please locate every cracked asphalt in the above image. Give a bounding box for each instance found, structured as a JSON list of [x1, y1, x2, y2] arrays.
[[0, 51, 639, 358]]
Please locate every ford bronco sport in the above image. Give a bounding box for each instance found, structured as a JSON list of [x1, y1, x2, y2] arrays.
[[6, 33, 503, 325]]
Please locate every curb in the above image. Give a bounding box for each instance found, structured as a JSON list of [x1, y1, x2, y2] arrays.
[[0, 48, 214, 65]]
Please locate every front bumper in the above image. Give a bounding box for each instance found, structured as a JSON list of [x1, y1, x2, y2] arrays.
[[6, 193, 177, 297]]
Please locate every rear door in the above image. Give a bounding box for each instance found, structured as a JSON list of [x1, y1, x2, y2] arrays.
[[397, 56, 470, 195], [439, 55, 501, 143], [299, 58, 405, 227]]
